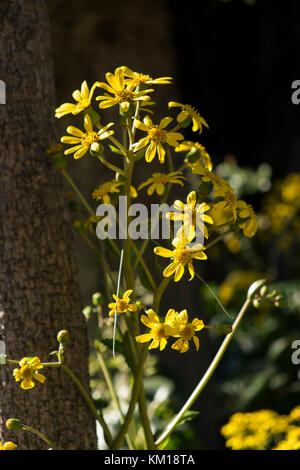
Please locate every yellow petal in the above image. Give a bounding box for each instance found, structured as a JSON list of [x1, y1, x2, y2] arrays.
[[154, 246, 173, 258]]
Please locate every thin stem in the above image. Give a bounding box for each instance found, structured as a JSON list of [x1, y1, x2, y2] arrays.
[[61, 168, 95, 217], [97, 155, 126, 176], [22, 424, 59, 449], [108, 135, 128, 157], [205, 228, 232, 250], [154, 298, 251, 448], [96, 352, 135, 450], [138, 389, 155, 449], [61, 363, 113, 448], [152, 277, 171, 313], [111, 344, 148, 450]]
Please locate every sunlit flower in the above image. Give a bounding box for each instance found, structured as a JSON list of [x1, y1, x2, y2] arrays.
[[13, 357, 46, 390], [108, 290, 138, 317], [0, 442, 17, 450], [121, 66, 172, 86], [135, 309, 177, 351], [133, 115, 184, 164], [214, 187, 239, 221], [168, 102, 209, 134], [138, 171, 185, 196], [237, 200, 258, 238], [191, 166, 232, 191], [169, 310, 204, 353], [175, 141, 213, 171], [167, 191, 213, 240], [96, 67, 154, 112], [55, 81, 99, 118], [92, 180, 122, 204], [61, 115, 114, 159], [154, 233, 207, 282]]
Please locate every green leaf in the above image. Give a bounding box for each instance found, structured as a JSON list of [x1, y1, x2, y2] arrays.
[[175, 410, 199, 427]]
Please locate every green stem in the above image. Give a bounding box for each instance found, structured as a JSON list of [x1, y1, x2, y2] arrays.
[[154, 298, 251, 448], [22, 424, 59, 449], [111, 344, 148, 450], [61, 168, 95, 217], [138, 389, 155, 449], [205, 228, 232, 250], [97, 155, 126, 176], [152, 277, 171, 312], [61, 363, 113, 448]]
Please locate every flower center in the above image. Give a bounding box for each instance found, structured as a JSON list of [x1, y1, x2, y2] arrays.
[[224, 191, 236, 205], [174, 248, 193, 265], [183, 104, 199, 118], [22, 365, 33, 380], [133, 73, 151, 84], [148, 127, 166, 143], [179, 324, 194, 340], [76, 98, 90, 111], [152, 324, 167, 340], [152, 174, 169, 184], [116, 89, 134, 103], [117, 300, 128, 312], [82, 132, 99, 147]]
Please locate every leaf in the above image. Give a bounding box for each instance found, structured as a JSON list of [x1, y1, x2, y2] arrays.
[[175, 410, 199, 427]]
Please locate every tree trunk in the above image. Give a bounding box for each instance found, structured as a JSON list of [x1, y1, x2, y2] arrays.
[[0, 0, 97, 449]]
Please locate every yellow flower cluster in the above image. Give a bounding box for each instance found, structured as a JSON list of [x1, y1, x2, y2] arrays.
[[221, 406, 300, 450], [13, 357, 46, 390]]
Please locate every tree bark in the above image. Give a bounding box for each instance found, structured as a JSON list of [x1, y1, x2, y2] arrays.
[[0, 0, 97, 449]]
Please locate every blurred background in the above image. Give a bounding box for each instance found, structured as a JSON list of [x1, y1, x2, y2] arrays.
[[46, 0, 300, 449]]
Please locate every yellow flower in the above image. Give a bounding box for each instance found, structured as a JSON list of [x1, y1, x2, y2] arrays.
[[175, 141, 213, 171], [108, 290, 138, 317], [168, 102, 209, 133], [135, 309, 177, 351], [191, 166, 231, 191], [138, 171, 185, 196], [55, 81, 99, 118], [237, 200, 258, 238], [154, 233, 207, 282], [0, 442, 17, 450], [92, 180, 122, 204], [61, 115, 114, 159], [96, 67, 154, 112], [13, 357, 46, 390], [133, 115, 184, 164], [121, 66, 172, 86], [167, 191, 213, 240], [214, 187, 239, 221], [169, 310, 204, 353]]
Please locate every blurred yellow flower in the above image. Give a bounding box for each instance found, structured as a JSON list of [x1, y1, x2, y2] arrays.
[[133, 115, 184, 164], [55, 81, 99, 118], [192, 166, 231, 191], [0, 442, 17, 450], [214, 187, 239, 221], [170, 310, 204, 353], [108, 290, 138, 317], [168, 102, 209, 134], [92, 180, 122, 204], [13, 357, 46, 390], [175, 141, 213, 171], [121, 66, 172, 86], [237, 200, 258, 238], [61, 115, 114, 159], [154, 233, 207, 282], [135, 309, 176, 351], [96, 67, 154, 112], [138, 171, 185, 196]]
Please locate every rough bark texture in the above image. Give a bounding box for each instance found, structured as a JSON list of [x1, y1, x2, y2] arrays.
[[0, 0, 97, 449]]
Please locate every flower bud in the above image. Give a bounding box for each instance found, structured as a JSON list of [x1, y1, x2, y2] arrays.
[[90, 142, 104, 157], [82, 305, 93, 319], [92, 292, 104, 306], [260, 285, 268, 297], [73, 220, 86, 235], [253, 298, 261, 308], [57, 330, 70, 345], [6, 419, 22, 431]]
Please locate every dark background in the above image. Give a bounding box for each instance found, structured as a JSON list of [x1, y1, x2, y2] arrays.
[[46, 0, 300, 449]]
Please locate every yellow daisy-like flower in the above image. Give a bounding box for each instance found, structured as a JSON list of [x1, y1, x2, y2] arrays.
[[108, 290, 138, 317], [167, 191, 213, 240], [96, 67, 154, 113], [92, 180, 122, 204], [135, 309, 177, 351], [61, 114, 114, 159], [214, 187, 239, 221], [154, 233, 207, 282], [191, 166, 232, 191], [55, 81, 99, 118], [138, 171, 185, 196], [168, 102, 209, 134], [121, 66, 172, 86], [237, 200, 258, 238], [169, 310, 204, 353], [133, 115, 184, 164], [13, 357, 46, 390], [0, 442, 17, 450], [175, 141, 213, 171]]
